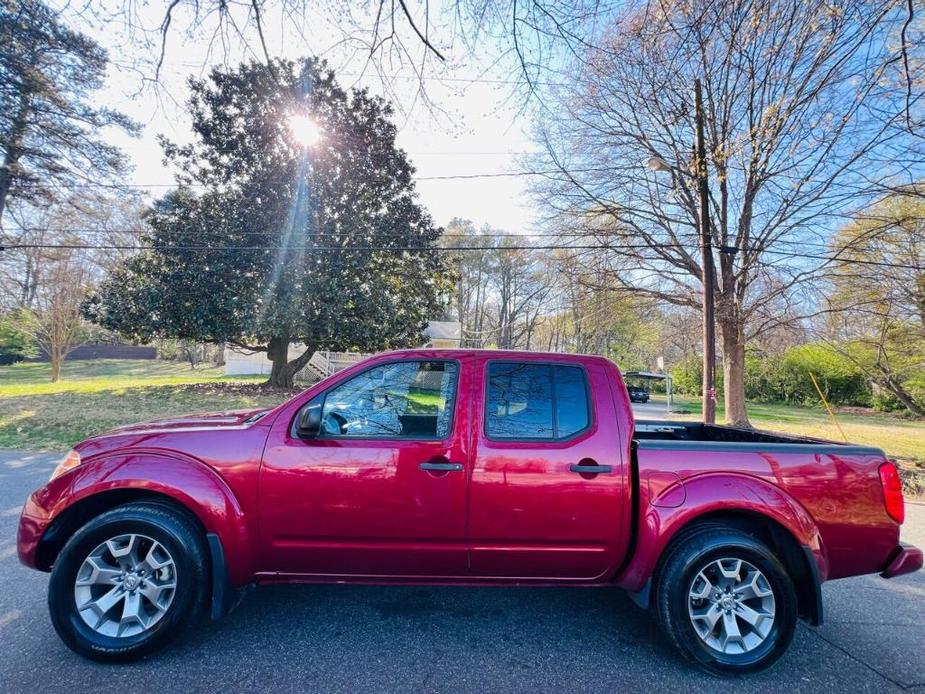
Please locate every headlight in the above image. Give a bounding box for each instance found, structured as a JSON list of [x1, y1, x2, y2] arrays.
[[50, 450, 81, 481]]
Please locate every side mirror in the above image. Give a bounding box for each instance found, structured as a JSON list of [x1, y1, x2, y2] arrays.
[[296, 402, 322, 439]]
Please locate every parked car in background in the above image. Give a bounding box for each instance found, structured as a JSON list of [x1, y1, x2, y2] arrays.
[[627, 385, 650, 403], [18, 350, 921, 673]]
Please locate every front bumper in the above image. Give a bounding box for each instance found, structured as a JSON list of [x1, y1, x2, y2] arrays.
[[17, 491, 53, 570], [880, 543, 923, 578]]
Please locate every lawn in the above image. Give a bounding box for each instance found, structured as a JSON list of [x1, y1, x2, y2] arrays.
[[0, 360, 292, 451]]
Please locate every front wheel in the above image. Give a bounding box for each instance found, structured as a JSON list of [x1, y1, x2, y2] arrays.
[[48, 502, 208, 662], [654, 525, 797, 675]]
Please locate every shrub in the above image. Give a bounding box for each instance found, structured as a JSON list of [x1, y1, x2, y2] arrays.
[[0, 310, 37, 363], [748, 344, 870, 406]]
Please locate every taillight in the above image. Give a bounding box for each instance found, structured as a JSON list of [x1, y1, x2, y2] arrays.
[[878, 462, 905, 524]]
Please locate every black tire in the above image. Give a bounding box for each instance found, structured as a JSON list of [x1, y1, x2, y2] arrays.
[[654, 524, 797, 676], [48, 501, 208, 662]]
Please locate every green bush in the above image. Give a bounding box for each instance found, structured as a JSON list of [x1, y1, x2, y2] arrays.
[[671, 355, 723, 396], [0, 310, 37, 362], [745, 344, 869, 406], [672, 344, 870, 407]]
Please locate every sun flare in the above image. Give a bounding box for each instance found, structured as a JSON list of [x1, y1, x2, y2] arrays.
[[286, 114, 322, 146]]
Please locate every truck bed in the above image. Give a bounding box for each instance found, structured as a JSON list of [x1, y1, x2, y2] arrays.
[[633, 419, 880, 453]]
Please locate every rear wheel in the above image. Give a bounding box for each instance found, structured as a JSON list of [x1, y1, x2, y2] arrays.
[[654, 525, 797, 675], [48, 502, 208, 662]]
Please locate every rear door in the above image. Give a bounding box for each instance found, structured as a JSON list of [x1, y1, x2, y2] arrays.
[[468, 357, 626, 580]]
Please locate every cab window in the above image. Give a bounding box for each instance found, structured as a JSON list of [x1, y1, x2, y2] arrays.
[[486, 362, 590, 440], [320, 361, 458, 439]]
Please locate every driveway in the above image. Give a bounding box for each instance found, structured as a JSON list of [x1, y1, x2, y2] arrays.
[[1, 448, 922, 693]]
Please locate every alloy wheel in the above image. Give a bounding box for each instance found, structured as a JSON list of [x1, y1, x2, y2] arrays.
[[687, 557, 776, 655], [73, 533, 177, 638]]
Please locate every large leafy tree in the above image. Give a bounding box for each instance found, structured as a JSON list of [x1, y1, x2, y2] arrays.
[[87, 59, 450, 387], [0, 0, 137, 223]]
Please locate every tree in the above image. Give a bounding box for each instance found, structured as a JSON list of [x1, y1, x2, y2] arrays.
[[0, 307, 35, 362], [0, 0, 138, 224], [534, 0, 922, 425], [823, 193, 925, 415], [492, 236, 552, 349], [87, 59, 451, 388], [442, 219, 496, 348], [442, 220, 553, 349], [0, 193, 144, 311], [21, 247, 91, 381]]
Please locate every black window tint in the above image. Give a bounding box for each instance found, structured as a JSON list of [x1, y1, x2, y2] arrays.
[[321, 361, 457, 439], [486, 363, 554, 439], [554, 366, 590, 437]]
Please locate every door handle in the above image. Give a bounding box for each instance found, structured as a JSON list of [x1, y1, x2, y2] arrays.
[[569, 463, 612, 474], [419, 462, 464, 472]]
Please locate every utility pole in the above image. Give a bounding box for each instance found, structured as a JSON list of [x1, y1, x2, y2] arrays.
[[694, 78, 716, 424]]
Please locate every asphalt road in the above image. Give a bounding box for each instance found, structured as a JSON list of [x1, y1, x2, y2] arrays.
[[1, 448, 922, 694]]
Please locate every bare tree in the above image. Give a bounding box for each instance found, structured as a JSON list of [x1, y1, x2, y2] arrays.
[[442, 219, 496, 348], [492, 236, 552, 349], [22, 247, 91, 381], [534, 0, 923, 425], [0, 194, 144, 311], [818, 192, 925, 415]]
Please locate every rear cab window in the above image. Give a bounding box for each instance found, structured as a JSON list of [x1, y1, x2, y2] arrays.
[[485, 362, 591, 441]]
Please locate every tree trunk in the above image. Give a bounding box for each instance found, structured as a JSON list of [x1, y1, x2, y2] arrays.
[[880, 376, 925, 417], [719, 317, 750, 427], [266, 336, 291, 387], [266, 337, 317, 388], [50, 353, 62, 383]]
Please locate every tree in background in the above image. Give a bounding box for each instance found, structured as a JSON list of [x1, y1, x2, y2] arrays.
[[0, 307, 35, 363], [0, 0, 137, 224], [535, 0, 923, 426], [442, 220, 553, 349], [823, 193, 925, 415], [0, 193, 144, 309], [442, 218, 496, 347], [88, 59, 451, 388], [20, 247, 91, 381]]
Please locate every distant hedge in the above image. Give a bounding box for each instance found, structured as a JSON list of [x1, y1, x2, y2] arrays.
[[671, 343, 871, 407]]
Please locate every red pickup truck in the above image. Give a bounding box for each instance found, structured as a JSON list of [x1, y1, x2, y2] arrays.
[[18, 349, 921, 673]]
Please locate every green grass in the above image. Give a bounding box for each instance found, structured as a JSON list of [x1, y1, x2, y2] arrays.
[[0, 360, 290, 451], [0, 359, 265, 395]]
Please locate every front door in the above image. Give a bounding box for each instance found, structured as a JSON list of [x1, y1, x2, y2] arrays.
[[467, 358, 626, 580], [259, 357, 471, 577]]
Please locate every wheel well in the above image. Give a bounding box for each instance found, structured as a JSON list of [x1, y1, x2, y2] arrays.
[[654, 510, 822, 626], [35, 489, 208, 572]]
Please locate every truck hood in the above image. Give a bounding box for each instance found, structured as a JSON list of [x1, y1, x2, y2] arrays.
[[70, 407, 275, 461], [102, 408, 271, 436]]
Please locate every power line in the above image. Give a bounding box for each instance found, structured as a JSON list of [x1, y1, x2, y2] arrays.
[[15, 167, 606, 189], [3, 240, 921, 270], [5, 228, 891, 253], [3, 226, 911, 257]]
